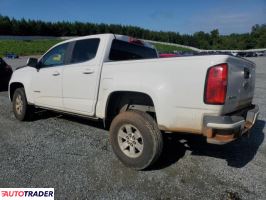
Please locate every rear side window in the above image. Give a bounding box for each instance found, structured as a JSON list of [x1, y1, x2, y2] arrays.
[[109, 39, 157, 61], [71, 38, 100, 64]]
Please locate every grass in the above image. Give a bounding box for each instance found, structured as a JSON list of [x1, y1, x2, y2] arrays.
[[152, 43, 194, 53], [0, 39, 194, 57], [0, 39, 63, 57]]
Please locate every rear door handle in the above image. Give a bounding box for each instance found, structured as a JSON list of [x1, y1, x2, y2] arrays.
[[52, 71, 60, 76], [83, 68, 94, 74]]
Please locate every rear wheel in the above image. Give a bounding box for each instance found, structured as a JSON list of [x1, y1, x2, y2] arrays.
[[12, 88, 34, 121], [110, 110, 163, 170]]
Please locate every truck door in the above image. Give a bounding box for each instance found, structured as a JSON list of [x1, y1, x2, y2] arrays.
[[31, 43, 69, 109], [62, 38, 102, 115]]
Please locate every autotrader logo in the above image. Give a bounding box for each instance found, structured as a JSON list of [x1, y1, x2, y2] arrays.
[[0, 188, 54, 199]]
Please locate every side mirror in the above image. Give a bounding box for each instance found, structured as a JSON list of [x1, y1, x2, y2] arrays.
[[27, 58, 38, 68]]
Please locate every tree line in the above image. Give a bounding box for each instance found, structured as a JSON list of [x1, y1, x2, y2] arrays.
[[0, 15, 265, 50]]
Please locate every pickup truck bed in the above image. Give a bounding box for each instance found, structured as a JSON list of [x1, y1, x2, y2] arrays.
[[99, 55, 257, 134]]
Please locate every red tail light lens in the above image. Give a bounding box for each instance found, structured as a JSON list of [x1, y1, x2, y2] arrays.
[[204, 63, 228, 104]]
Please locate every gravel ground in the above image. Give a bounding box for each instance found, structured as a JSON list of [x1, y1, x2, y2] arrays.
[[0, 57, 265, 200]]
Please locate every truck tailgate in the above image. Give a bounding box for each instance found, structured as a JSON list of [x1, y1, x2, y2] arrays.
[[223, 57, 256, 114]]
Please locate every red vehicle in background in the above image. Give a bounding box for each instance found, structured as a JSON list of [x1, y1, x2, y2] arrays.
[[159, 53, 177, 58]]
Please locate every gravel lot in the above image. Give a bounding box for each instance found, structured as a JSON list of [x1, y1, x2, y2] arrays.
[[0, 57, 265, 200]]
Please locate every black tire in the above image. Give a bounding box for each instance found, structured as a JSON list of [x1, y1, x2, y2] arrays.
[[110, 110, 163, 170], [12, 87, 34, 121]]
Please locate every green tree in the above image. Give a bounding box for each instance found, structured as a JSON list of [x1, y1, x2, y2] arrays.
[[0, 15, 265, 50]]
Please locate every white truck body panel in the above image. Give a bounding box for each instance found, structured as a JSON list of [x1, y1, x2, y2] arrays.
[[97, 55, 233, 132], [31, 66, 63, 109]]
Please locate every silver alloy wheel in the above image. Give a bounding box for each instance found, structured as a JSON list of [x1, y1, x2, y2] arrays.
[[117, 124, 144, 158], [15, 94, 23, 115]]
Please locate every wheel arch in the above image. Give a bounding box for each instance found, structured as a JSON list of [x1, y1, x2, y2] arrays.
[[9, 82, 25, 101], [104, 91, 157, 127]]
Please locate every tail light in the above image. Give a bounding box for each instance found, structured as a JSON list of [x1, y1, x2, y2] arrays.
[[204, 63, 228, 104]]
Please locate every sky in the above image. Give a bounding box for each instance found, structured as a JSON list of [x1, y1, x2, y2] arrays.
[[0, 0, 265, 35]]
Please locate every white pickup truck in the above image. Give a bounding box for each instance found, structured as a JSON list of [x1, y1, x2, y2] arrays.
[[9, 34, 259, 169]]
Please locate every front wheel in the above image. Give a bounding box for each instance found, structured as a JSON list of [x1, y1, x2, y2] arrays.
[[12, 88, 34, 121], [110, 110, 163, 170]]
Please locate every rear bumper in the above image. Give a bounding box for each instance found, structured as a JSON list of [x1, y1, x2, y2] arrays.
[[203, 105, 259, 144]]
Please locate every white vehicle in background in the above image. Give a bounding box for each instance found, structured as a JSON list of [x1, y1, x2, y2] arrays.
[[256, 51, 265, 57], [9, 34, 259, 170], [231, 52, 238, 56]]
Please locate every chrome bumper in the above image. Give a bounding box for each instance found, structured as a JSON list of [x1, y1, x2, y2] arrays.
[[203, 105, 259, 144]]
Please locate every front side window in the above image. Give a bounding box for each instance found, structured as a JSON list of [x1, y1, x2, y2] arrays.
[[39, 43, 68, 68], [70, 38, 100, 64], [109, 39, 157, 61]]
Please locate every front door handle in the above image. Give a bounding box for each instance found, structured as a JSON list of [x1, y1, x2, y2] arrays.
[[53, 71, 60, 76], [83, 68, 94, 74]]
